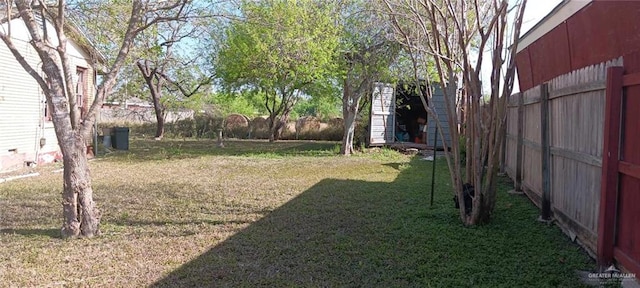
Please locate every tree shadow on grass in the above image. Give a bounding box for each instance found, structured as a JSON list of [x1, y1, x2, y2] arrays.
[[150, 157, 594, 287], [0, 228, 61, 239]]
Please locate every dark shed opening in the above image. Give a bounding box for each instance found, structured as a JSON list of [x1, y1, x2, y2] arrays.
[[394, 83, 428, 143]]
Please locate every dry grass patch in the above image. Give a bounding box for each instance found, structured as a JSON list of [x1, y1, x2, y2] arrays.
[[0, 139, 397, 286]]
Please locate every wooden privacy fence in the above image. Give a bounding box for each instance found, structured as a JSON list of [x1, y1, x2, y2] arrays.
[[505, 58, 623, 254]]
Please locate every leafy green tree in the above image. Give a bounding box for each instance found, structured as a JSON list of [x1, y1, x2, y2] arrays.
[[216, 0, 340, 141], [73, 1, 218, 139], [337, 1, 401, 155], [297, 76, 342, 120], [206, 90, 267, 117], [135, 8, 214, 140], [293, 95, 341, 120]]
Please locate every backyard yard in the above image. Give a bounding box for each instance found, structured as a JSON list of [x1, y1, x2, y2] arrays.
[[0, 139, 595, 287]]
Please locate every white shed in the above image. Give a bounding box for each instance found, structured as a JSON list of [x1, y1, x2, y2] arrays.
[[368, 82, 452, 150]]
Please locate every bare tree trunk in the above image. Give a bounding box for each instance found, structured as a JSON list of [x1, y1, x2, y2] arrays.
[[341, 98, 359, 156], [269, 115, 289, 142], [1, 0, 191, 239], [137, 61, 165, 140], [268, 114, 278, 142], [273, 109, 291, 141], [341, 112, 357, 155], [152, 96, 165, 140], [340, 78, 357, 156], [464, 87, 473, 183], [42, 71, 100, 237], [30, 43, 102, 238], [60, 135, 100, 237], [217, 129, 224, 147]]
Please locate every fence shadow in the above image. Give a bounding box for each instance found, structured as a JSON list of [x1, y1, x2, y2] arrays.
[[150, 157, 592, 287], [150, 157, 443, 287]]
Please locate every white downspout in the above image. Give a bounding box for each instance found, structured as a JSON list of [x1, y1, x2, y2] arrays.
[[93, 67, 98, 156]]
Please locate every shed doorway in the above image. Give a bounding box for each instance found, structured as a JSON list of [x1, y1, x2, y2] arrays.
[[394, 83, 428, 144], [369, 82, 452, 149]]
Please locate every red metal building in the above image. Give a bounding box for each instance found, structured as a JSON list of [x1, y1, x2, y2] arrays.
[[515, 0, 640, 279], [517, 0, 640, 90]]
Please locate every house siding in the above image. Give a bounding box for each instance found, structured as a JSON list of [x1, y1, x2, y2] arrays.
[[0, 18, 97, 172], [0, 36, 51, 171]]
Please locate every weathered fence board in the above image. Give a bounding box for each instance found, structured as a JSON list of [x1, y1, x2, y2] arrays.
[[505, 57, 623, 254], [505, 96, 519, 179]]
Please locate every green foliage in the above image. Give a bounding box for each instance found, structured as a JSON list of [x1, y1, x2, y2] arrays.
[[162, 92, 205, 112], [216, 0, 341, 132], [206, 91, 267, 117], [459, 134, 467, 164], [218, 1, 339, 90], [292, 96, 341, 120], [337, 1, 405, 84]]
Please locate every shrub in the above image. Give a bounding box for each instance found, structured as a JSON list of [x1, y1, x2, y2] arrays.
[[194, 114, 224, 139], [353, 117, 369, 149], [174, 118, 195, 138], [295, 116, 322, 140], [249, 116, 270, 139]]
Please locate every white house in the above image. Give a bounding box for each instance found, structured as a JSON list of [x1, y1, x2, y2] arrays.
[[0, 15, 103, 172]]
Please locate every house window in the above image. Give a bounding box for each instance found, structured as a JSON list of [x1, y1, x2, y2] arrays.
[[76, 68, 87, 118]]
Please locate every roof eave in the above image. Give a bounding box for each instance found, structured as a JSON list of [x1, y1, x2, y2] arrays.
[[517, 0, 593, 53]]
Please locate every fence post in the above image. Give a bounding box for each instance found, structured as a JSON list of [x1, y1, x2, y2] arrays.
[[597, 66, 624, 269], [540, 83, 552, 221], [515, 92, 524, 192]]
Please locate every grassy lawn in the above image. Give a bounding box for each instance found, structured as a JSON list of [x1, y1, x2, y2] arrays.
[[0, 139, 595, 287]]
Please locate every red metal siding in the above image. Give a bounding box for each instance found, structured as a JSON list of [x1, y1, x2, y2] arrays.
[[516, 48, 533, 91], [516, 1, 640, 89], [618, 67, 640, 277], [528, 22, 572, 87], [567, 2, 621, 70], [599, 64, 640, 278], [616, 175, 640, 269]]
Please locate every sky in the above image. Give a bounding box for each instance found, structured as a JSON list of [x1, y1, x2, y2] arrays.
[[480, 0, 563, 93], [511, 0, 563, 93], [520, 0, 563, 35]]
